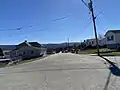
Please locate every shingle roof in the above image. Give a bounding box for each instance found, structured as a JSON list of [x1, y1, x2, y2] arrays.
[[109, 30, 120, 33], [16, 41, 42, 49], [29, 42, 41, 47], [105, 30, 120, 36]]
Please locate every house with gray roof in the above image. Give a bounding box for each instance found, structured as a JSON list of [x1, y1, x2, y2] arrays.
[[105, 30, 120, 49], [10, 40, 47, 60]]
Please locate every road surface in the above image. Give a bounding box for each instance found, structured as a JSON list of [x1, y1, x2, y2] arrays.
[[0, 53, 120, 90]]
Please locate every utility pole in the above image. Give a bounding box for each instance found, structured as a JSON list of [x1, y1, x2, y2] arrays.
[[81, 0, 100, 56], [88, 0, 100, 56], [67, 38, 69, 51]]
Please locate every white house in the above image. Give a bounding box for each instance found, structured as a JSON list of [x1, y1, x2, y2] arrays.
[[85, 38, 106, 47], [10, 41, 47, 60], [3, 50, 11, 59], [99, 38, 106, 46], [85, 39, 97, 47], [105, 30, 120, 49]]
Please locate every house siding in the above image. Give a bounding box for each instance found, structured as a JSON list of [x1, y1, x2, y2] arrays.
[[115, 33, 120, 44], [105, 32, 116, 45], [85, 39, 97, 47], [85, 38, 105, 47], [105, 31, 120, 49], [107, 44, 117, 49], [99, 38, 106, 46], [10, 46, 46, 60]]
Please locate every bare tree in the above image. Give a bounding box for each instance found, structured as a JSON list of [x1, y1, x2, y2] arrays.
[[98, 33, 104, 40]]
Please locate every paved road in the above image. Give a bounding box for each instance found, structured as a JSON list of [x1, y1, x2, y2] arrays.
[[0, 53, 120, 90]]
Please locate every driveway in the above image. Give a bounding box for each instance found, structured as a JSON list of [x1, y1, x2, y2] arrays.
[[0, 53, 119, 90]]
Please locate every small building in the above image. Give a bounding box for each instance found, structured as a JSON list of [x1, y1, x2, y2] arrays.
[[3, 50, 11, 58], [85, 39, 97, 47], [84, 37, 106, 48], [105, 30, 120, 49], [99, 38, 106, 47], [0, 45, 16, 59], [10, 41, 47, 60], [85, 38, 105, 47]]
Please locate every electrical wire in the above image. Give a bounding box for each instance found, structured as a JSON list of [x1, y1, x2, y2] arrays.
[[82, 9, 103, 30], [84, 20, 92, 30], [1, 14, 70, 39], [0, 15, 69, 32], [81, 14, 92, 31], [52, 16, 69, 23], [0, 25, 34, 31], [95, 10, 103, 19], [81, 0, 89, 9]]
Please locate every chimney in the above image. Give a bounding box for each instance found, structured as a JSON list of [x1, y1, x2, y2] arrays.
[[25, 40, 27, 42]]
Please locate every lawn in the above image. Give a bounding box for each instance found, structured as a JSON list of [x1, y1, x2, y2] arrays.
[[78, 49, 97, 54], [0, 57, 44, 67], [78, 48, 110, 54], [9, 55, 48, 66], [78, 49, 120, 56], [0, 62, 8, 68]]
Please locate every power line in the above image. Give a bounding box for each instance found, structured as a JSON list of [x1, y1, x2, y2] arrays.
[[0, 25, 34, 31], [1, 15, 70, 39], [84, 19, 92, 29], [95, 10, 103, 19], [85, 15, 91, 24], [81, 0, 89, 9], [0, 15, 70, 32], [52, 16, 69, 23], [83, 10, 103, 30]]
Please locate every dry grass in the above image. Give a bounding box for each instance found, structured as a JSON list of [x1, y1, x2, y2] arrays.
[[79, 49, 120, 56]]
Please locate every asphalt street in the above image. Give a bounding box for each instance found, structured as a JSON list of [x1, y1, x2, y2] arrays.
[[0, 53, 120, 90]]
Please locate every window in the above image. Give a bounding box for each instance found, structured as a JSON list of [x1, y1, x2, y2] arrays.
[[92, 41, 94, 44], [111, 35, 114, 40], [19, 54, 22, 56], [23, 52, 25, 54], [5, 52, 9, 55], [107, 37, 109, 41], [31, 51, 34, 54], [107, 35, 114, 41]]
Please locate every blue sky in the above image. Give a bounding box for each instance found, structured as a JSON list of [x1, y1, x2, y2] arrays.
[[0, 0, 120, 44]]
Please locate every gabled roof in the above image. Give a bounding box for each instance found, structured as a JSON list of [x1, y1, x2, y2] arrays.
[[29, 42, 41, 47], [16, 41, 42, 49], [105, 30, 120, 36]]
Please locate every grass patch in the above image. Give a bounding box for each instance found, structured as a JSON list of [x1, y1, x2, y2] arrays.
[[112, 52, 120, 55], [99, 51, 120, 56], [9, 55, 47, 66], [99, 53, 115, 56], [0, 62, 7, 68], [78, 48, 120, 56], [15, 59, 34, 65], [78, 49, 97, 54]]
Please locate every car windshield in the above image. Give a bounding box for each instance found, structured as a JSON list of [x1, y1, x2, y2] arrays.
[[0, 0, 120, 90]]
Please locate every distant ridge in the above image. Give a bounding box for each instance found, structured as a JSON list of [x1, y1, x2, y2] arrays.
[[0, 42, 81, 50], [43, 42, 81, 49], [0, 45, 16, 50]]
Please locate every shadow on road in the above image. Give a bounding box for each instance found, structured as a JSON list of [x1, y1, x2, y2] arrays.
[[100, 55, 120, 76], [103, 72, 112, 90], [99, 55, 120, 90]]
